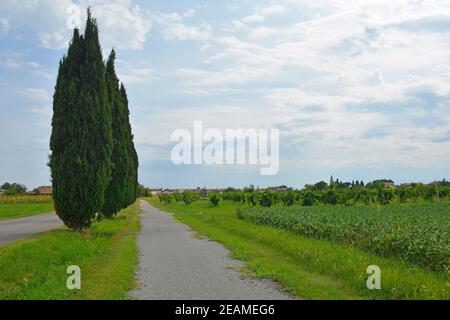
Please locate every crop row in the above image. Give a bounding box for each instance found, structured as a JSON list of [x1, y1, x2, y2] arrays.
[[0, 195, 53, 204], [237, 203, 450, 271]]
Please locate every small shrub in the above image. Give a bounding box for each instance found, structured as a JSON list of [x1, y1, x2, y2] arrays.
[[183, 191, 193, 206], [209, 192, 221, 207], [259, 190, 274, 208]]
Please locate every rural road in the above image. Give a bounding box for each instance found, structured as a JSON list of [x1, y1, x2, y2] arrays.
[[130, 201, 293, 300], [0, 213, 63, 245]]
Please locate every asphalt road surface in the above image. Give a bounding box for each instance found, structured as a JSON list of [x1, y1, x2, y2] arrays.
[[0, 213, 63, 245], [130, 201, 293, 300]]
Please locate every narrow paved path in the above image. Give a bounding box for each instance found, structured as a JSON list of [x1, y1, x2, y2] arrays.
[[0, 213, 63, 245], [130, 201, 293, 300]]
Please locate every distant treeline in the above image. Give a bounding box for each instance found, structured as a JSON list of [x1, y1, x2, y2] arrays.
[[158, 178, 450, 207], [0, 183, 27, 196], [223, 181, 450, 207]]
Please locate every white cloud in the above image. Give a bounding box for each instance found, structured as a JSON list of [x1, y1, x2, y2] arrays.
[[0, 18, 10, 34], [117, 60, 157, 84], [170, 0, 450, 168], [3, 0, 152, 50], [184, 9, 196, 18], [263, 87, 449, 168], [22, 88, 50, 101], [162, 22, 212, 41], [26, 61, 40, 69], [151, 12, 183, 25], [3, 59, 41, 71], [2, 0, 450, 186], [152, 9, 213, 42], [29, 105, 52, 116], [39, 29, 70, 50], [133, 105, 272, 150], [241, 15, 265, 23], [91, 3, 151, 50], [4, 59, 20, 69], [259, 4, 287, 17]]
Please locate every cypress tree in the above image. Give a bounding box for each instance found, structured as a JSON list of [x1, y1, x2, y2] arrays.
[[101, 50, 129, 217], [120, 84, 139, 206], [50, 9, 112, 231]]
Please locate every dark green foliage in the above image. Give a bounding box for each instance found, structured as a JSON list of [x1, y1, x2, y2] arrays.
[[237, 203, 450, 272], [282, 189, 296, 206], [50, 10, 139, 229], [50, 10, 112, 231], [182, 191, 194, 205], [209, 192, 221, 207], [1, 183, 27, 195], [120, 84, 139, 207], [222, 190, 246, 203], [159, 194, 174, 204], [323, 189, 338, 205], [137, 185, 151, 197], [258, 190, 274, 207], [157, 181, 450, 210], [166, 191, 201, 204], [173, 192, 183, 202], [101, 50, 135, 218], [245, 192, 257, 207], [377, 186, 395, 205]]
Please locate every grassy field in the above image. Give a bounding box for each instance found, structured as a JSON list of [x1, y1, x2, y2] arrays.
[[0, 203, 55, 220], [148, 198, 449, 300], [0, 195, 54, 220], [0, 202, 140, 300]]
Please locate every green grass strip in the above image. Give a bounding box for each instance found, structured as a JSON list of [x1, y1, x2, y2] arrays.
[[0, 202, 140, 300], [0, 203, 55, 220]]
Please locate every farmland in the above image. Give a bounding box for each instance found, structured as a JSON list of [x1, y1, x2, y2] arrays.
[[0, 195, 53, 204], [237, 203, 450, 271], [149, 198, 450, 300], [0, 196, 54, 220]]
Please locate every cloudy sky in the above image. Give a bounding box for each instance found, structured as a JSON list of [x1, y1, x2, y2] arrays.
[[1, 0, 450, 189]]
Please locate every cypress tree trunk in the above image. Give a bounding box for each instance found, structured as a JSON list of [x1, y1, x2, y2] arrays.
[[50, 10, 112, 231]]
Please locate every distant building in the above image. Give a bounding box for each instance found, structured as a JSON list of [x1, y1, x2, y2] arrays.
[[197, 188, 208, 197], [162, 189, 175, 195], [0, 188, 5, 195], [267, 186, 289, 192], [35, 186, 53, 195], [155, 188, 229, 197], [384, 182, 395, 189], [149, 188, 163, 196], [192, 188, 205, 195]]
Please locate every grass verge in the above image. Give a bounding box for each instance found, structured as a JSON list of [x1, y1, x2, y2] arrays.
[[0, 202, 140, 300], [0, 203, 55, 220], [148, 198, 449, 300]]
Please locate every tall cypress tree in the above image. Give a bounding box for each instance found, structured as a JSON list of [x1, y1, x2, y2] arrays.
[[50, 9, 112, 231], [101, 50, 129, 217], [120, 84, 139, 206]]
